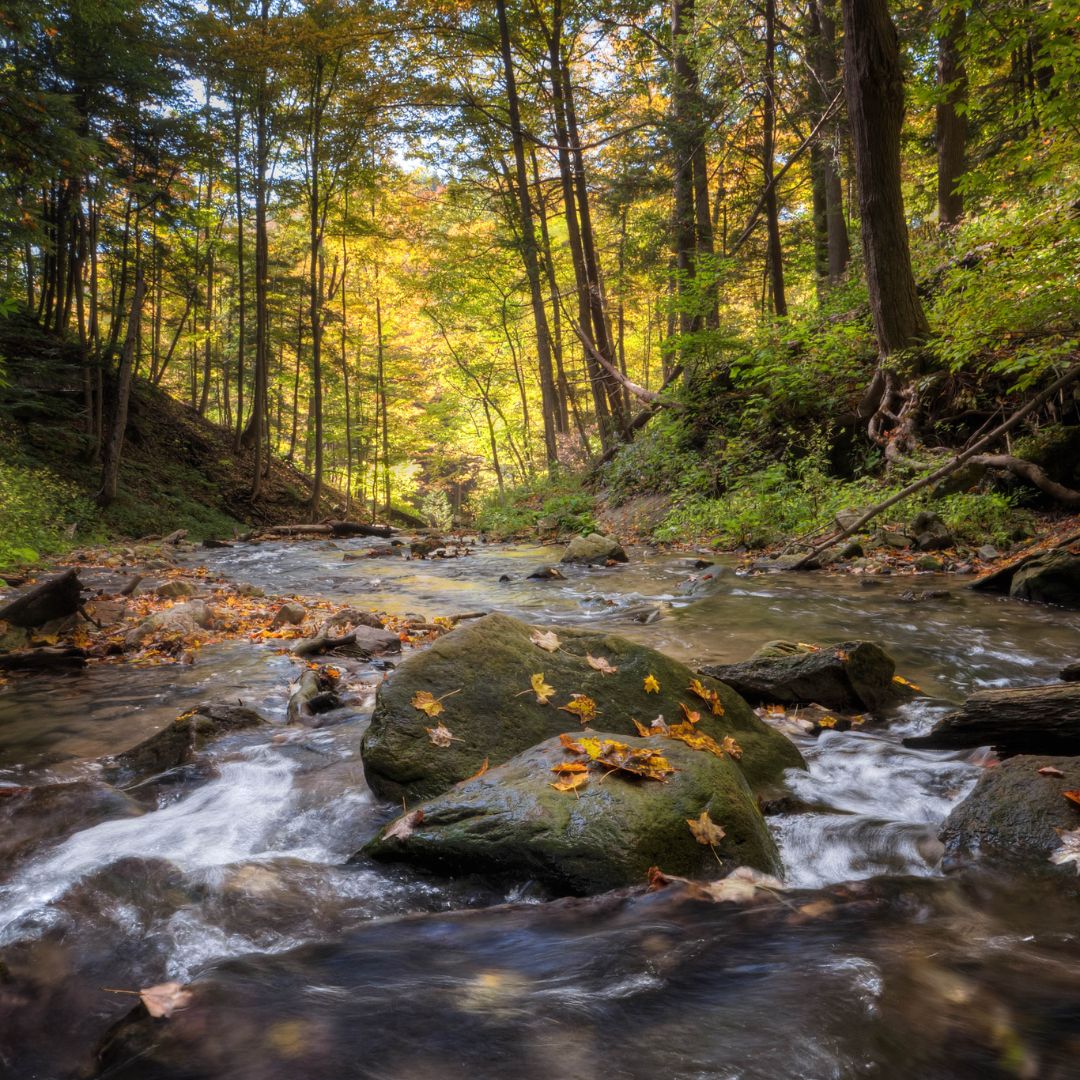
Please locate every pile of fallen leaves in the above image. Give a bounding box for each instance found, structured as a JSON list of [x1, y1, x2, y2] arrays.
[[551, 732, 675, 791]]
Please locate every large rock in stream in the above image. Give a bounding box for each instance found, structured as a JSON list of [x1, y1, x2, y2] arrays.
[[939, 754, 1080, 870], [971, 534, 1080, 609], [359, 613, 804, 802], [560, 532, 629, 566], [699, 640, 911, 712], [363, 731, 781, 894]]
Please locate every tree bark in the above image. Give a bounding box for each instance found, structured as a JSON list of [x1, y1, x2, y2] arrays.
[[496, 0, 559, 468], [936, 6, 967, 226], [842, 0, 928, 358], [97, 272, 146, 507], [763, 0, 788, 316]]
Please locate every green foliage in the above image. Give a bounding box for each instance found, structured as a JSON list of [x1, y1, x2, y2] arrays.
[[0, 445, 99, 571], [474, 474, 596, 538], [420, 489, 454, 531]]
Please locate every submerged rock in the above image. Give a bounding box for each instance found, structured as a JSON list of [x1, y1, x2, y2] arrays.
[[940, 755, 1080, 870], [102, 703, 268, 783], [700, 640, 911, 713], [363, 731, 780, 893], [560, 533, 629, 566], [0, 780, 141, 870], [360, 612, 803, 802]]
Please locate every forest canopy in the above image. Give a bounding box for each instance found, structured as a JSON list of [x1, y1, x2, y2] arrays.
[[1, 0, 1077, 536]]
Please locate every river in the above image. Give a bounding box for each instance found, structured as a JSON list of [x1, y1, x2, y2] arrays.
[[1, 538, 1078, 1078]]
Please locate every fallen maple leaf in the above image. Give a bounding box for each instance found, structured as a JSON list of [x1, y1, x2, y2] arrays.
[[1064, 790, 1080, 807], [643, 673, 660, 694], [410, 688, 460, 718], [559, 732, 585, 754], [1038, 766, 1065, 778], [426, 723, 460, 747], [464, 758, 489, 781], [1050, 828, 1080, 873], [586, 654, 618, 675], [721, 736, 743, 760], [687, 677, 724, 715], [530, 629, 561, 652], [559, 693, 598, 726], [632, 718, 651, 737], [528, 673, 556, 704], [550, 771, 589, 793], [385, 808, 424, 840], [678, 702, 701, 726], [816, 715, 838, 729], [687, 810, 726, 847], [139, 982, 193, 1019], [647, 864, 784, 903], [551, 761, 589, 774]]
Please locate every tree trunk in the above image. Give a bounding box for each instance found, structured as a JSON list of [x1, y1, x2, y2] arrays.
[[232, 96, 247, 451], [97, 271, 146, 507], [936, 6, 967, 226], [842, 0, 930, 450], [763, 0, 788, 316]]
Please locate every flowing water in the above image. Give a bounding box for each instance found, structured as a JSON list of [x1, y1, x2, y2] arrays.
[[2, 539, 1079, 1079]]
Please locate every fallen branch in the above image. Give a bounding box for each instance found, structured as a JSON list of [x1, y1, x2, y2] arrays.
[[0, 646, 88, 671], [789, 361, 1080, 570], [269, 520, 394, 539], [968, 454, 1080, 509]]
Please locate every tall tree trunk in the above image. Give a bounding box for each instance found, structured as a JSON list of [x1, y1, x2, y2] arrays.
[[232, 97, 247, 451], [307, 53, 326, 520], [671, 0, 699, 338], [936, 5, 967, 226], [546, 9, 614, 450], [842, 0, 930, 453], [495, 0, 559, 468], [97, 271, 146, 507], [808, 0, 850, 293], [763, 0, 788, 316], [249, 0, 271, 497]]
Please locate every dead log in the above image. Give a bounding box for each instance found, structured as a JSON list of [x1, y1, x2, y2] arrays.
[[291, 625, 401, 659], [904, 682, 1080, 756], [0, 646, 88, 671], [968, 454, 1080, 509], [269, 521, 394, 539], [162, 529, 188, 545], [287, 669, 342, 724], [789, 360, 1080, 570], [0, 569, 83, 628]]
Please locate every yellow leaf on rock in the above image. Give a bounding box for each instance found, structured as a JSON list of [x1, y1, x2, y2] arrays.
[[678, 702, 701, 726], [643, 674, 660, 694], [529, 673, 556, 704], [632, 719, 652, 737], [551, 761, 588, 774], [530, 629, 561, 652], [559, 693, 598, 726], [892, 674, 922, 692], [411, 690, 443, 717], [559, 732, 585, 754], [721, 736, 743, 760], [586, 654, 618, 675], [550, 771, 589, 793], [687, 810, 726, 848]]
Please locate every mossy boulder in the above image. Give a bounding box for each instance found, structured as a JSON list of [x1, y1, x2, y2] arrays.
[[360, 613, 803, 802], [700, 639, 911, 713], [560, 532, 628, 565], [939, 754, 1080, 870], [363, 731, 781, 894]]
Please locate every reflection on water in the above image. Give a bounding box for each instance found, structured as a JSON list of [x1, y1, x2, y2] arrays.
[[2, 538, 1079, 1078]]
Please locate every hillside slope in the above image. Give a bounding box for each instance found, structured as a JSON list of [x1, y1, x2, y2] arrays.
[[0, 318, 345, 565]]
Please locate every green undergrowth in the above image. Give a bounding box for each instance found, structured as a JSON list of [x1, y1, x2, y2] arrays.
[[597, 196, 1077, 553], [475, 473, 597, 539]]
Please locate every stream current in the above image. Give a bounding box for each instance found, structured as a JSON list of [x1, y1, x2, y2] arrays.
[[1, 539, 1079, 1078]]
